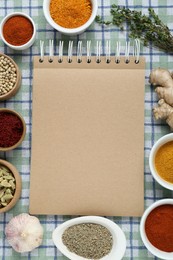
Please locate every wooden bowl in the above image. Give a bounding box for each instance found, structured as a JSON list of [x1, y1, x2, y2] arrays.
[[0, 108, 26, 151], [0, 159, 22, 213], [0, 53, 21, 101]]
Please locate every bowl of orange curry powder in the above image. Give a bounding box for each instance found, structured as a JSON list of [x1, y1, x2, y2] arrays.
[[0, 12, 36, 50], [149, 133, 173, 191], [43, 0, 98, 35]]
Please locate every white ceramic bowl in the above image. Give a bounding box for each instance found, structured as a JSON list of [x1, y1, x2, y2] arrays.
[[140, 199, 173, 260], [0, 12, 36, 50], [52, 216, 126, 260], [149, 133, 173, 190], [43, 0, 98, 35]]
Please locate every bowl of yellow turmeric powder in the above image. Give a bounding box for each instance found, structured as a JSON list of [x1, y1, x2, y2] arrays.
[[149, 133, 173, 190], [43, 0, 98, 35]]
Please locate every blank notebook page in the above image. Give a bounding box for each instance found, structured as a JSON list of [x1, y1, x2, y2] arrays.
[[29, 56, 145, 216]]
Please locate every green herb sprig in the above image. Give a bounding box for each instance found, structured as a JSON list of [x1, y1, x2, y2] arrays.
[[95, 5, 173, 53]]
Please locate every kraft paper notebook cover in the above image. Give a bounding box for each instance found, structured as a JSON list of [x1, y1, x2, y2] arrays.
[[29, 53, 145, 216]]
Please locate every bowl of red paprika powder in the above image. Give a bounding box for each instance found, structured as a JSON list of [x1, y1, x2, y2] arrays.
[[0, 12, 36, 50], [140, 199, 173, 260], [0, 108, 26, 151]]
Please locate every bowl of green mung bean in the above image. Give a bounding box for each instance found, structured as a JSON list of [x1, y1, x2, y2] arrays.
[[52, 216, 126, 260], [0, 159, 22, 213], [0, 53, 21, 101]]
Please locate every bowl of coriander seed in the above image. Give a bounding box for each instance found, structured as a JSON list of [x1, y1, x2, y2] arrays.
[[0, 53, 21, 101]]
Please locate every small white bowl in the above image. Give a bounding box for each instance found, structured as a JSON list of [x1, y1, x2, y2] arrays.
[[52, 216, 126, 260], [140, 199, 173, 260], [43, 0, 98, 36], [0, 12, 36, 50], [149, 133, 173, 190]]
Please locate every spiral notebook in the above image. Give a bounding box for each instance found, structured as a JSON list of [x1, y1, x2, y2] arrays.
[[29, 41, 145, 216]]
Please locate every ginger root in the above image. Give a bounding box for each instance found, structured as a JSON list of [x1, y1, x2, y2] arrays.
[[149, 68, 173, 129]]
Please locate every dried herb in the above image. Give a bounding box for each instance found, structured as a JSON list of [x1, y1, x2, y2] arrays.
[[95, 5, 173, 53], [62, 223, 113, 259]]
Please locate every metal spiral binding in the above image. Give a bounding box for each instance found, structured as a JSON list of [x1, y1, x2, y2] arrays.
[[49, 40, 54, 62], [133, 39, 140, 63], [87, 41, 91, 63], [68, 41, 73, 63], [96, 41, 101, 63], [125, 41, 130, 63], [77, 41, 82, 63], [39, 40, 44, 62], [106, 40, 111, 63], [115, 41, 121, 63], [39, 40, 140, 64], [58, 41, 64, 63]]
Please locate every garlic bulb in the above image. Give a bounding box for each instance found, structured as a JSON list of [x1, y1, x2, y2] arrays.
[[5, 213, 43, 253]]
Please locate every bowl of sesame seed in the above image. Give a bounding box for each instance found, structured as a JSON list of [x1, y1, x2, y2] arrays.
[[0, 53, 21, 101]]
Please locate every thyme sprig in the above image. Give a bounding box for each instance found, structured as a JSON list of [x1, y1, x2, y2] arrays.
[[95, 5, 173, 53]]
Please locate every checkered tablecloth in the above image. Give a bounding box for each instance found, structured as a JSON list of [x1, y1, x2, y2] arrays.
[[0, 0, 173, 259]]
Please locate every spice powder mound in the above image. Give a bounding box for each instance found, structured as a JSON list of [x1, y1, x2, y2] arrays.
[[145, 205, 173, 252], [3, 15, 33, 46], [155, 141, 173, 183], [62, 223, 113, 259], [0, 112, 23, 148], [50, 0, 92, 29]]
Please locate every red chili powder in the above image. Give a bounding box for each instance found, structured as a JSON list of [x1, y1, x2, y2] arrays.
[[0, 112, 23, 147], [3, 15, 33, 46], [145, 204, 173, 252]]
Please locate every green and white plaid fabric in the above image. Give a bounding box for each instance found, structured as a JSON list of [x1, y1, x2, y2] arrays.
[[0, 0, 173, 259]]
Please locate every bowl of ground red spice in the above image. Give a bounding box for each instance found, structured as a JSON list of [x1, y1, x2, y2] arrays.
[[149, 133, 173, 191], [140, 199, 173, 260], [43, 0, 98, 35], [0, 108, 26, 151], [0, 12, 36, 50]]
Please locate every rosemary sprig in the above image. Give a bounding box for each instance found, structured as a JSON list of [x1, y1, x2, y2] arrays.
[[95, 5, 173, 53]]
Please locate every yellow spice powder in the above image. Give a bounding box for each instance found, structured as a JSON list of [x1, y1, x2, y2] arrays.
[[50, 0, 92, 29], [155, 141, 173, 183]]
